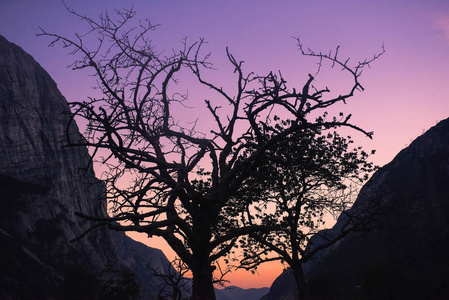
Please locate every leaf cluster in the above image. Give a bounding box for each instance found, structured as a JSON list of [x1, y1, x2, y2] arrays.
[[237, 115, 377, 269]]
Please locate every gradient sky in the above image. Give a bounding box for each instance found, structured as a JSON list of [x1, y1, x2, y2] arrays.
[[1, 0, 449, 289]]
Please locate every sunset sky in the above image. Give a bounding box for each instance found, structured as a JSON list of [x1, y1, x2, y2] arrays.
[[1, 0, 449, 289]]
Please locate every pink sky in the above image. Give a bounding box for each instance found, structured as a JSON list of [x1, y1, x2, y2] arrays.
[[1, 0, 449, 289]]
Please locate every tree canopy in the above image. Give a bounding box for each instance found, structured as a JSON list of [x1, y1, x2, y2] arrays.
[[237, 121, 377, 299]]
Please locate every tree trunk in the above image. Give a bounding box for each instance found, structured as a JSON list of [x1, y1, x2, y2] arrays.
[[292, 264, 311, 300], [190, 202, 216, 299], [191, 262, 216, 300]]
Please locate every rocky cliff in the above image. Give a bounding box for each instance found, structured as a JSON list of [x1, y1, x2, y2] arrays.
[[0, 35, 172, 299], [265, 118, 449, 299]]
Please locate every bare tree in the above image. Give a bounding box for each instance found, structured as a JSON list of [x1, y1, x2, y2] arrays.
[[38, 5, 383, 299], [149, 257, 191, 300]]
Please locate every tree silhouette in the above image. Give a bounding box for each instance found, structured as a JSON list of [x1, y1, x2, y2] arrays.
[[149, 257, 191, 300], [38, 5, 383, 299], [237, 123, 377, 300]]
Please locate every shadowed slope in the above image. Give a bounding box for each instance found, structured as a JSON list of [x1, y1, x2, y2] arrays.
[[265, 118, 449, 300]]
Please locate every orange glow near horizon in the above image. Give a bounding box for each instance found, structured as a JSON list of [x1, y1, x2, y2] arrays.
[[127, 232, 284, 289], [126, 214, 339, 289]]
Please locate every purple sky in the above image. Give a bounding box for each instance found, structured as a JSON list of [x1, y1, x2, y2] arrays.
[[1, 0, 449, 289]]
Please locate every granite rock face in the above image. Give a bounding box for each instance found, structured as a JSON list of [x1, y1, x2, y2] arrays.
[[265, 118, 449, 299], [0, 35, 171, 299]]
